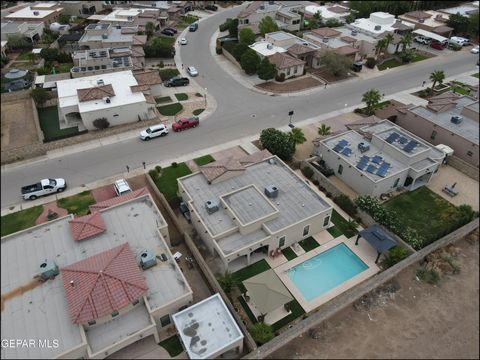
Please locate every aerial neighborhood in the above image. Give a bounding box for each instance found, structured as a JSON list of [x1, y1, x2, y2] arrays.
[[1, 1, 479, 359]]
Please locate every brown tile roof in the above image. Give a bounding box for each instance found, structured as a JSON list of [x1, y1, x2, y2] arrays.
[[327, 5, 349, 14], [62, 243, 148, 324], [133, 70, 162, 85], [69, 212, 106, 241], [77, 84, 115, 102], [131, 45, 145, 57], [121, 27, 137, 34], [426, 91, 461, 112], [132, 35, 147, 46], [433, 25, 454, 34], [89, 188, 150, 212], [334, 45, 358, 56], [311, 27, 340, 38], [130, 84, 151, 92], [167, 6, 182, 13], [267, 52, 305, 70], [287, 43, 316, 56], [238, 149, 271, 165], [404, 10, 432, 20], [340, 35, 356, 44], [391, 21, 412, 31], [238, 1, 262, 18]]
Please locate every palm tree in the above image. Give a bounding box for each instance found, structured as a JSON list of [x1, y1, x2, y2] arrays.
[[145, 21, 155, 38], [289, 127, 306, 145], [429, 70, 445, 91], [400, 32, 412, 53], [375, 38, 387, 56], [317, 124, 332, 136], [217, 271, 238, 293], [383, 33, 394, 55], [27, 52, 36, 64], [362, 89, 382, 115]]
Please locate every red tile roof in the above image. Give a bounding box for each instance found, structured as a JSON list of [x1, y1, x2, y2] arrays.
[[69, 212, 106, 241], [89, 187, 149, 212], [62, 243, 148, 324], [267, 52, 305, 70], [311, 27, 341, 38]]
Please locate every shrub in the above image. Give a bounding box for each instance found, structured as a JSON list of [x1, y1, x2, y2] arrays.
[[353, 108, 363, 114], [40, 48, 59, 62], [260, 128, 295, 161], [384, 246, 409, 267], [57, 51, 72, 64], [155, 165, 162, 173], [275, 73, 285, 82], [366, 57, 376, 69], [450, 43, 462, 51], [171, 162, 178, 168], [159, 69, 180, 81], [301, 166, 314, 179], [326, 192, 332, 198], [312, 179, 319, 186], [92, 117, 110, 130], [216, 46, 223, 54], [416, 266, 441, 285], [333, 194, 357, 217], [249, 323, 274, 345], [149, 169, 159, 181], [159, 60, 164, 68], [31, 88, 49, 107]]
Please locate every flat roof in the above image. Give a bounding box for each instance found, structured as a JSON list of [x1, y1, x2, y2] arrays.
[[79, 26, 141, 45], [249, 40, 287, 57], [305, 5, 349, 19], [5, 6, 57, 19], [349, 13, 414, 37], [56, 70, 145, 113], [412, 29, 447, 42], [172, 294, 243, 360], [440, 4, 479, 16], [410, 97, 479, 144], [179, 156, 331, 237], [1, 195, 190, 359]]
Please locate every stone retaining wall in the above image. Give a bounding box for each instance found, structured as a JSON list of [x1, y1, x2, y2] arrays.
[[243, 218, 479, 359], [448, 155, 479, 181]]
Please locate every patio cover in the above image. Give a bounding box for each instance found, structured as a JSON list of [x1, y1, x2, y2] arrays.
[[356, 224, 397, 263], [243, 269, 293, 315], [412, 29, 447, 43]]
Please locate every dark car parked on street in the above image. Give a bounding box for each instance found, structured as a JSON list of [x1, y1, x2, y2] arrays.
[[163, 76, 190, 87]]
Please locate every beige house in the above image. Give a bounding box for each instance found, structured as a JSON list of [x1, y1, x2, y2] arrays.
[[78, 23, 147, 50], [88, 8, 161, 31], [267, 52, 305, 79], [178, 152, 333, 272], [398, 10, 453, 38], [394, 92, 479, 167], [1, 194, 193, 359], [4, 3, 63, 26]]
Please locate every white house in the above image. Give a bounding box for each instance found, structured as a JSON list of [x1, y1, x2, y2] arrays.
[[347, 12, 414, 38], [56, 70, 157, 131]]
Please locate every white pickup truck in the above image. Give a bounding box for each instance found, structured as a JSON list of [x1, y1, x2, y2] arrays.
[[21, 178, 67, 200]]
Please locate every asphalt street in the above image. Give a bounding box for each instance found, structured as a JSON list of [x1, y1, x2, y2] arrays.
[[1, 6, 478, 209]]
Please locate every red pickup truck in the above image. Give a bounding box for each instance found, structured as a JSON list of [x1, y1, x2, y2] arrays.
[[172, 117, 199, 132]]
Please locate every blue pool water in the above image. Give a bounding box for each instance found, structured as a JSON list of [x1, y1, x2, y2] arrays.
[[287, 243, 368, 301]]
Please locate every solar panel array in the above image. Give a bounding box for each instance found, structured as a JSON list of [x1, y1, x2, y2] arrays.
[[384, 131, 420, 153], [333, 139, 349, 153], [355, 153, 391, 178], [385, 132, 400, 144], [403, 140, 418, 153]]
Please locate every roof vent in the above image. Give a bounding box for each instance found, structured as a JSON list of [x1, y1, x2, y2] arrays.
[[450, 115, 463, 124], [103, 97, 111, 104], [322, 37, 329, 43], [140, 249, 157, 270], [351, 30, 358, 36], [268, 158, 276, 165], [266, 43, 273, 49], [39, 260, 59, 281], [102, 33, 108, 39], [358, 142, 370, 153], [264, 185, 279, 198], [205, 200, 219, 214], [33, 11, 40, 16], [97, 79, 104, 85], [374, 25, 381, 31], [419, 19, 425, 23]]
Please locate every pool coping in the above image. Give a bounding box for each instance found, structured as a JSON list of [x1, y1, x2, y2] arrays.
[[274, 235, 380, 313]]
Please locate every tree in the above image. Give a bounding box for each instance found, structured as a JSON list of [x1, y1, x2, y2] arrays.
[[468, 13, 479, 39], [93, 117, 110, 130], [27, 52, 36, 64], [239, 27, 256, 45], [249, 323, 274, 345], [58, 14, 71, 25], [383, 33, 394, 54], [217, 271, 238, 293], [144, 37, 175, 58], [40, 48, 59, 62], [228, 18, 239, 37], [399, 32, 412, 53], [318, 124, 331, 136], [41, 28, 58, 44], [325, 18, 342, 28], [57, 51, 72, 63], [375, 38, 388, 56], [260, 128, 295, 161], [289, 127, 306, 145], [6, 35, 32, 50], [31, 88, 49, 107], [362, 89, 381, 115], [232, 42, 248, 61], [314, 11, 323, 23], [240, 48, 260, 75], [399, 49, 414, 63], [305, 18, 319, 30], [145, 21, 155, 38], [257, 57, 276, 80], [319, 50, 352, 77], [447, 13, 470, 35], [429, 70, 445, 90], [345, 13, 356, 24], [259, 16, 278, 37], [348, 1, 413, 18]]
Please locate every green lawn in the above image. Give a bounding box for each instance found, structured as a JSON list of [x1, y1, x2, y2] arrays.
[[175, 93, 188, 101], [193, 154, 215, 166], [411, 53, 429, 63], [281, 247, 297, 260], [37, 106, 80, 141], [238, 295, 258, 323], [299, 237, 320, 252], [234, 259, 271, 293], [182, 15, 199, 24], [155, 96, 172, 104], [377, 58, 402, 71], [157, 35, 176, 46], [57, 190, 96, 216], [16, 51, 33, 61], [159, 335, 184, 357], [158, 103, 183, 116], [150, 163, 191, 202], [384, 187, 465, 246], [472, 73, 479, 78], [192, 108, 205, 116], [327, 226, 343, 238], [1, 206, 43, 237], [329, 209, 358, 238], [159, 68, 179, 81], [271, 300, 305, 332], [449, 85, 470, 95], [55, 63, 73, 73]]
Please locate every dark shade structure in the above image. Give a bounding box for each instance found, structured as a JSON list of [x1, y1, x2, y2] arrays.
[[355, 224, 397, 263]]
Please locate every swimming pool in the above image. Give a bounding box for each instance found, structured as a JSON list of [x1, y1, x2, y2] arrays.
[[287, 243, 368, 301]]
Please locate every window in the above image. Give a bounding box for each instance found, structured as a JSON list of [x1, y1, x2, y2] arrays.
[[338, 164, 343, 175], [393, 178, 400, 188], [287, 68, 291, 75], [430, 130, 437, 140], [323, 216, 330, 227], [303, 225, 310, 237], [467, 151, 473, 156], [160, 314, 171, 327], [279, 236, 285, 247], [245, 19, 249, 24], [293, 66, 297, 74], [113, 114, 119, 117]]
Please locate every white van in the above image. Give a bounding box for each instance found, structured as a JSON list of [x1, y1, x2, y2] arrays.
[[114, 179, 132, 196], [414, 35, 431, 45]]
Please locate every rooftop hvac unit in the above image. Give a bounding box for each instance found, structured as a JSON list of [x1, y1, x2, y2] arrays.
[[205, 200, 219, 214], [266, 43, 273, 49], [268, 158, 276, 165], [374, 25, 381, 31], [97, 79, 104, 85], [102, 33, 108, 39], [264, 185, 279, 198], [322, 37, 329, 43], [450, 115, 463, 124], [39, 260, 59, 281], [351, 30, 358, 36], [419, 19, 425, 23], [103, 96, 111, 103], [33, 11, 40, 16], [140, 249, 157, 270], [358, 142, 370, 153]]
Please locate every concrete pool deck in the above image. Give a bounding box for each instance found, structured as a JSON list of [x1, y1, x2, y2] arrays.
[[274, 235, 380, 313]]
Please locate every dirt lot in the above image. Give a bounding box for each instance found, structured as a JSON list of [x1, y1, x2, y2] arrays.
[[256, 76, 322, 93], [1, 97, 40, 151], [270, 235, 479, 359]]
